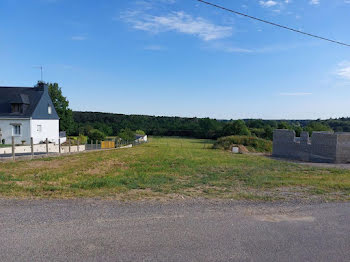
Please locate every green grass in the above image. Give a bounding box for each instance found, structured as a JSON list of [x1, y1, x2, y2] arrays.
[[0, 137, 349, 201], [0, 144, 11, 148]]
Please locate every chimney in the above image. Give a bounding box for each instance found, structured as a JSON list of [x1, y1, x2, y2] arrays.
[[35, 81, 48, 92]]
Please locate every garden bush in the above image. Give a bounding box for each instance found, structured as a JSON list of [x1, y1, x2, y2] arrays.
[[213, 135, 272, 153]]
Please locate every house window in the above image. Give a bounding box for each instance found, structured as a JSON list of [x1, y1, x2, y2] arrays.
[[48, 105, 52, 115], [11, 103, 23, 114], [37, 125, 42, 132], [12, 125, 21, 136]]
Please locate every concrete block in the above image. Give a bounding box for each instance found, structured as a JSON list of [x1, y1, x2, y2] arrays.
[[232, 147, 239, 154]]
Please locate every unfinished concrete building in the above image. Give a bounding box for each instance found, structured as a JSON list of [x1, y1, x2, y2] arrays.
[[273, 129, 350, 163]]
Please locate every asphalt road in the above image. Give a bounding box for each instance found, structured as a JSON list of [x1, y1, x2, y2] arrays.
[[0, 199, 349, 262]]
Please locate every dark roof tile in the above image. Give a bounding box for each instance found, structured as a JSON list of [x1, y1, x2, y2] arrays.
[[0, 86, 44, 118]]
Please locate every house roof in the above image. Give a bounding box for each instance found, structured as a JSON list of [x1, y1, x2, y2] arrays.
[[0, 85, 59, 119], [11, 93, 30, 104]]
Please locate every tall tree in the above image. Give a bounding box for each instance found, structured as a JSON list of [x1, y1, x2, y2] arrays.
[[222, 120, 251, 137], [118, 128, 136, 141], [305, 122, 332, 135], [47, 83, 75, 134]]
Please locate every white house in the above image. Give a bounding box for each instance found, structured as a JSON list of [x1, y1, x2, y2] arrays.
[[135, 134, 148, 143], [0, 83, 60, 145]]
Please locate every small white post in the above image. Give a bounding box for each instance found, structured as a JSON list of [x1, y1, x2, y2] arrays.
[[58, 138, 61, 155], [46, 138, 49, 156], [31, 137, 34, 159], [12, 136, 15, 161]]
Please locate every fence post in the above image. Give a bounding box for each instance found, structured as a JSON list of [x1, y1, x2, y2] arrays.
[[77, 139, 80, 152], [31, 137, 34, 159], [91, 140, 93, 150], [95, 140, 98, 150], [12, 136, 15, 161], [46, 138, 49, 156], [69, 139, 71, 154], [58, 138, 61, 155]]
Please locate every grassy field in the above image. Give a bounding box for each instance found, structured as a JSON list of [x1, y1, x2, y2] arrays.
[[0, 137, 349, 201]]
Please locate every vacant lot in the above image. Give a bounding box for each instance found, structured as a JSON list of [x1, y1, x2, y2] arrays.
[[0, 137, 349, 200]]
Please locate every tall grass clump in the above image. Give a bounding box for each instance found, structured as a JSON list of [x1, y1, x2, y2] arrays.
[[213, 136, 272, 153]]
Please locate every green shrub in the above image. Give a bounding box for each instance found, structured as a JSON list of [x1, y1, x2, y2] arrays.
[[305, 122, 333, 136], [222, 120, 251, 137], [78, 134, 88, 144], [263, 125, 273, 140], [213, 135, 272, 153], [250, 128, 265, 138], [135, 130, 146, 136], [277, 121, 291, 129], [118, 128, 135, 141], [67, 135, 88, 145], [88, 129, 106, 141]]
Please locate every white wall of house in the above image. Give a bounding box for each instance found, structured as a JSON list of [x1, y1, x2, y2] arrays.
[[0, 118, 59, 145], [0, 119, 31, 145], [136, 135, 148, 143], [30, 119, 59, 144]]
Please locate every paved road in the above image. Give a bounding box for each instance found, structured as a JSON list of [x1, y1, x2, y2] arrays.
[[0, 200, 349, 262]]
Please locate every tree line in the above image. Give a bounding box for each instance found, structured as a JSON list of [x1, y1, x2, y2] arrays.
[[72, 111, 348, 141]]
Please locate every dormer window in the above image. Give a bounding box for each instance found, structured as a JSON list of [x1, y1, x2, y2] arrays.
[[11, 103, 23, 114], [48, 105, 52, 115]]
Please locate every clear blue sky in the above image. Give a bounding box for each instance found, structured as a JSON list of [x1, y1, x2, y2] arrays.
[[1, 0, 350, 119]]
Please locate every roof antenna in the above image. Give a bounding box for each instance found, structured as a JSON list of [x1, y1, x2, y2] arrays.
[[33, 66, 43, 81]]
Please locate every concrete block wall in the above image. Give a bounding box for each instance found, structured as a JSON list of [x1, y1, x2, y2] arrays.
[[273, 130, 312, 162], [335, 133, 350, 163], [273, 130, 350, 163], [310, 132, 337, 163]]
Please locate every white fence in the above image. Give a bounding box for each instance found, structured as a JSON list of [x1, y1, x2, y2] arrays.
[[0, 136, 86, 161], [0, 144, 85, 155], [0, 135, 148, 161]]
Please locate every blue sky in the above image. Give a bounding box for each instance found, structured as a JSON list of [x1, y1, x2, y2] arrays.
[[1, 0, 350, 119]]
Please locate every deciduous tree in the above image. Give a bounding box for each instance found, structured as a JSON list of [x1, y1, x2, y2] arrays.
[[47, 82, 75, 134]]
